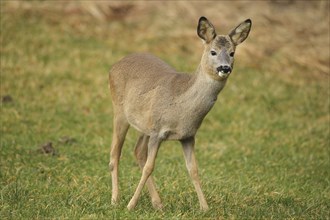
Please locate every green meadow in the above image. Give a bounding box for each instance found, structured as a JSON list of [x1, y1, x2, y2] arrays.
[[1, 2, 329, 219]]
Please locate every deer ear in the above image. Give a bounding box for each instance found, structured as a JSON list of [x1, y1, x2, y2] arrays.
[[229, 19, 252, 46], [197, 17, 217, 43]]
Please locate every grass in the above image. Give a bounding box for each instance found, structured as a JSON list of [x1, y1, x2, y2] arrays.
[[1, 2, 329, 219]]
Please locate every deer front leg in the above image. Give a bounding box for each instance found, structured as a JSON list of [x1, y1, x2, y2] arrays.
[[127, 136, 162, 210], [181, 137, 209, 211]]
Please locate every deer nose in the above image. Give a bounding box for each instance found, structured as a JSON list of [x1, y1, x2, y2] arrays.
[[217, 65, 232, 74]]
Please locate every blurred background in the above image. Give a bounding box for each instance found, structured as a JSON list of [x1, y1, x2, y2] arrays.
[[2, 1, 329, 76]]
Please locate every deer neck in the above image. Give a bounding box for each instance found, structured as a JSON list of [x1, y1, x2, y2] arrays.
[[184, 64, 226, 103], [176, 64, 227, 121]]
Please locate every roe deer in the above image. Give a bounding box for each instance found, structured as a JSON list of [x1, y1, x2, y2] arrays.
[[108, 16, 252, 211]]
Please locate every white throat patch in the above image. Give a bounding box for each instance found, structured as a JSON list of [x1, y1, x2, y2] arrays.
[[218, 71, 230, 78]]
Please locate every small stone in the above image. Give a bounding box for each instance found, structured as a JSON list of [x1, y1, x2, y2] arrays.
[[39, 142, 57, 156], [2, 95, 13, 103]]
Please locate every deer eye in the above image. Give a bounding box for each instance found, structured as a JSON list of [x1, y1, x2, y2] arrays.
[[229, 52, 235, 57], [210, 51, 217, 56]]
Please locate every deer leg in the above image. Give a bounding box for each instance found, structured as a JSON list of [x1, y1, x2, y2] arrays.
[[134, 134, 163, 210], [109, 114, 129, 205], [181, 137, 209, 211], [127, 136, 161, 210]]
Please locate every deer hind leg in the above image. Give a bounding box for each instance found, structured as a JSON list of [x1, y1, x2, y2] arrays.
[[134, 134, 163, 210], [109, 113, 129, 205], [127, 136, 162, 210], [181, 137, 209, 211]]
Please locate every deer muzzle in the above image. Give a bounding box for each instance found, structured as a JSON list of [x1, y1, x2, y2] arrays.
[[217, 65, 232, 78]]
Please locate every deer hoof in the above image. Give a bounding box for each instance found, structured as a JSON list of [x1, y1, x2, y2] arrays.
[[152, 201, 163, 210], [111, 198, 119, 206], [127, 201, 136, 211], [200, 204, 209, 211]]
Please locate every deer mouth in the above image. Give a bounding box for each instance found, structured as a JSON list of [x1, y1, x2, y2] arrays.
[[218, 70, 231, 78]]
